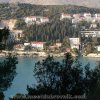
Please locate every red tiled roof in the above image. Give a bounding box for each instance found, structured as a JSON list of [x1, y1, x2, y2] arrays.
[[31, 42, 46, 44], [62, 13, 71, 16]]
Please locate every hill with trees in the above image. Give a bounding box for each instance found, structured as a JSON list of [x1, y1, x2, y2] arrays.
[[0, 3, 100, 20]]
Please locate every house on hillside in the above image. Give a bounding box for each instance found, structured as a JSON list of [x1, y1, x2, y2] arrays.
[[14, 44, 25, 51], [95, 13, 100, 19], [81, 30, 100, 37], [96, 45, 100, 52], [24, 16, 49, 25], [69, 38, 80, 50], [31, 42, 46, 50], [60, 13, 72, 20], [12, 30, 24, 41], [83, 13, 92, 22], [73, 14, 82, 19], [24, 16, 37, 24], [84, 13, 91, 18]]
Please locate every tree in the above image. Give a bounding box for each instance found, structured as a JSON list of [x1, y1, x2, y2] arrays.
[[0, 27, 10, 50], [15, 19, 26, 30], [24, 45, 32, 51], [0, 54, 18, 92], [27, 53, 99, 98], [62, 36, 70, 48], [87, 62, 100, 100]]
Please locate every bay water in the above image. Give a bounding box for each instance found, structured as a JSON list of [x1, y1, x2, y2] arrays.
[[0, 56, 99, 100]]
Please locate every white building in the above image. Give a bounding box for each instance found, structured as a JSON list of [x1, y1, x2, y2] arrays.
[[69, 38, 80, 50], [12, 30, 24, 41], [40, 17, 49, 23], [83, 13, 92, 22], [24, 16, 37, 24], [73, 14, 81, 19], [81, 30, 100, 37], [60, 13, 72, 20], [55, 43, 62, 48], [95, 14, 100, 19], [24, 16, 49, 25], [84, 13, 91, 18], [31, 42, 46, 50], [24, 43, 30, 46], [96, 45, 100, 51]]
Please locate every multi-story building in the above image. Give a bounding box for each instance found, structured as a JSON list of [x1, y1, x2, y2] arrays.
[[95, 13, 100, 19], [81, 30, 100, 37], [24, 16, 49, 25], [69, 38, 80, 50], [12, 30, 24, 41], [31, 42, 46, 50], [60, 13, 72, 20]]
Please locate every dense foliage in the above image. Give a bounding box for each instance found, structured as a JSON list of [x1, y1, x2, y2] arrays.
[[0, 3, 100, 20], [27, 53, 100, 99], [24, 19, 77, 42], [0, 54, 18, 92], [0, 27, 10, 50]]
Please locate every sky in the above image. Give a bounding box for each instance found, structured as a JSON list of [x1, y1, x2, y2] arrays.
[[0, 0, 100, 8]]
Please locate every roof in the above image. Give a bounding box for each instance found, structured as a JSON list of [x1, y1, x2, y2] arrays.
[[31, 42, 46, 44], [62, 13, 71, 16]]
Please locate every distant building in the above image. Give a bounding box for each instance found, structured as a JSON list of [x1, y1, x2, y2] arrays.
[[31, 42, 46, 50], [55, 43, 62, 48], [81, 30, 100, 37], [90, 23, 97, 28], [14, 44, 24, 51], [83, 13, 92, 22], [60, 13, 72, 20], [96, 45, 100, 52], [73, 14, 81, 19], [24, 16, 49, 25], [24, 16, 37, 24], [24, 43, 30, 46], [69, 38, 80, 50], [84, 13, 91, 18], [95, 13, 100, 19], [12, 30, 24, 41]]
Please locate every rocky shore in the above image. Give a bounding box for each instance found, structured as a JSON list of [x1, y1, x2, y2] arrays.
[[0, 50, 65, 57]]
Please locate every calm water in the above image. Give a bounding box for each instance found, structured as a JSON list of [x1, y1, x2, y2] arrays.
[[1, 56, 100, 100]]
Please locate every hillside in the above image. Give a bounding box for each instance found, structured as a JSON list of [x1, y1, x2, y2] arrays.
[[0, 3, 100, 20], [0, 0, 100, 8]]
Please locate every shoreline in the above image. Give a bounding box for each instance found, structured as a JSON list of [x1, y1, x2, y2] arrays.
[[1, 51, 100, 58], [0, 50, 65, 57], [83, 53, 100, 58]]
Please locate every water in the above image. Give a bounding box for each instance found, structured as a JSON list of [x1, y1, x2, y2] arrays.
[[1, 56, 100, 100]]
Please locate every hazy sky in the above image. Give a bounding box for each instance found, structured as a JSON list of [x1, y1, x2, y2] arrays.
[[0, 0, 100, 8]]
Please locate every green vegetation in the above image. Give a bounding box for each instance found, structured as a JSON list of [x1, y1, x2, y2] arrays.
[[14, 19, 26, 30], [23, 19, 75, 42], [81, 37, 99, 55], [0, 27, 10, 50], [0, 54, 18, 99], [0, 3, 100, 20], [26, 53, 99, 99]]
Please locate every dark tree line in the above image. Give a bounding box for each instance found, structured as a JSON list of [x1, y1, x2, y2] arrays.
[[24, 19, 78, 42], [0, 54, 18, 100], [0, 54, 18, 92], [0, 3, 100, 20], [0, 27, 18, 100], [27, 53, 100, 99], [0, 27, 10, 50]]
